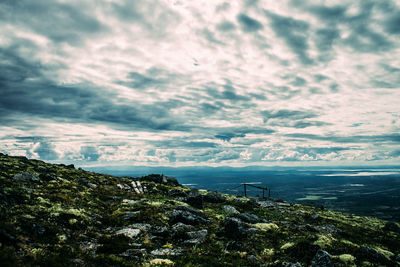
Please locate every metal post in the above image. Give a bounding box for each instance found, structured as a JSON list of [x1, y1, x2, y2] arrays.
[[244, 183, 247, 197], [262, 189, 265, 199], [268, 188, 271, 199]]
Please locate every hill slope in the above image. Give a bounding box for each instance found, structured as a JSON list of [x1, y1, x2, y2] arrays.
[[0, 153, 399, 266]]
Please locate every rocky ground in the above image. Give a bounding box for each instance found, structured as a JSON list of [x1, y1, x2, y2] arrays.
[[0, 153, 400, 266]]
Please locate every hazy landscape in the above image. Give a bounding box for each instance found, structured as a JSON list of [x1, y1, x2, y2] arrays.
[[90, 166, 400, 222]]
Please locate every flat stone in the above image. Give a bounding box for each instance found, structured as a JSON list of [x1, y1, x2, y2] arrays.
[[115, 228, 141, 238], [151, 248, 184, 256], [223, 205, 240, 215], [311, 249, 333, 267]]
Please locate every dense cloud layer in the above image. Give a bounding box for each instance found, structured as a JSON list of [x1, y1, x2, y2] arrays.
[[1, 0, 400, 166]]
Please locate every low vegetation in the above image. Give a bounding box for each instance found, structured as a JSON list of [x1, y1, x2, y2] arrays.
[[1, 153, 399, 266]]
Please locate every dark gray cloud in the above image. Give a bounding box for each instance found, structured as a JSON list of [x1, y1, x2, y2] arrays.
[[0, 48, 189, 132], [286, 133, 400, 144], [237, 13, 263, 32], [216, 21, 236, 32], [299, 2, 393, 53], [0, 0, 107, 45], [261, 109, 317, 122], [265, 11, 313, 65]]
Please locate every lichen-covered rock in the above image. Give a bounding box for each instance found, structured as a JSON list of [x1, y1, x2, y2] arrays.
[[115, 228, 141, 238], [223, 205, 240, 215], [186, 188, 203, 209], [151, 248, 184, 256], [184, 229, 208, 245], [311, 249, 333, 267], [13, 172, 40, 182], [234, 212, 262, 223]]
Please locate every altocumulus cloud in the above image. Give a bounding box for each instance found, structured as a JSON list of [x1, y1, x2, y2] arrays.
[[0, 0, 400, 166]]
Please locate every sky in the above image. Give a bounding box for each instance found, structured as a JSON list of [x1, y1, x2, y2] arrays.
[[1, 0, 400, 167]]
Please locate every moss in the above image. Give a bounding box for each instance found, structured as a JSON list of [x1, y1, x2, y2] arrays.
[[280, 242, 295, 250], [313, 234, 336, 248], [253, 223, 279, 232]]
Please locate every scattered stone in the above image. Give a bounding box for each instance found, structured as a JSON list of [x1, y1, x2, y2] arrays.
[[203, 191, 226, 203], [186, 188, 203, 209], [151, 248, 184, 256], [140, 174, 178, 185], [123, 211, 140, 220], [120, 248, 147, 260], [129, 223, 151, 231], [269, 263, 303, 267], [171, 206, 209, 226], [257, 200, 278, 209], [223, 205, 240, 215], [315, 224, 343, 236], [71, 259, 84, 265], [184, 229, 208, 245], [152, 226, 169, 237], [234, 212, 261, 223], [122, 199, 142, 205], [171, 222, 195, 232], [357, 246, 389, 265], [383, 221, 400, 233], [247, 255, 260, 264], [224, 217, 247, 238], [115, 228, 141, 238], [169, 189, 189, 198], [311, 249, 333, 267], [13, 172, 40, 182]]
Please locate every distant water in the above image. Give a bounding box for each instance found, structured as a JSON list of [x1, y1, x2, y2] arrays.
[[88, 166, 400, 222]]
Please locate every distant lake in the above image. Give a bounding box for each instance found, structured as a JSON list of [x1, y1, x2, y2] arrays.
[[87, 166, 400, 222]]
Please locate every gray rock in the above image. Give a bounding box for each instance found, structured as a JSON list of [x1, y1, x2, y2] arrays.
[[186, 188, 204, 209], [172, 206, 208, 226], [123, 211, 140, 220], [122, 199, 142, 205], [172, 222, 195, 232], [256, 200, 278, 209], [184, 229, 208, 245], [152, 226, 169, 237], [357, 246, 389, 265], [169, 189, 189, 198], [235, 212, 261, 223], [115, 228, 141, 238], [129, 223, 151, 231], [151, 248, 184, 256], [223, 205, 240, 215], [203, 192, 226, 203], [269, 263, 303, 267], [120, 248, 147, 260], [224, 217, 247, 238], [13, 172, 40, 182], [311, 249, 333, 267]]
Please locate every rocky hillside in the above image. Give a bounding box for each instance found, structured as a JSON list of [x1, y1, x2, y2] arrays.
[[0, 153, 399, 266]]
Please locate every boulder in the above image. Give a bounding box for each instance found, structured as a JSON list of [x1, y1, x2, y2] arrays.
[[234, 212, 261, 223], [203, 192, 226, 203], [186, 188, 204, 209], [115, 228, 141, 238], [184, 229, 208, 245], [224, 217, 247, 238], [151, 248, 184, 256], [171, 206, 209, 226], [13, 172, 40, 182], [223, 205, 240, 215], [311, 249, 333, 267], [140, 174, 178, 185]]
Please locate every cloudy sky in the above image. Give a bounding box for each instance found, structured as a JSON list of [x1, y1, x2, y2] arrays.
[[1, 0, 400, 167]]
